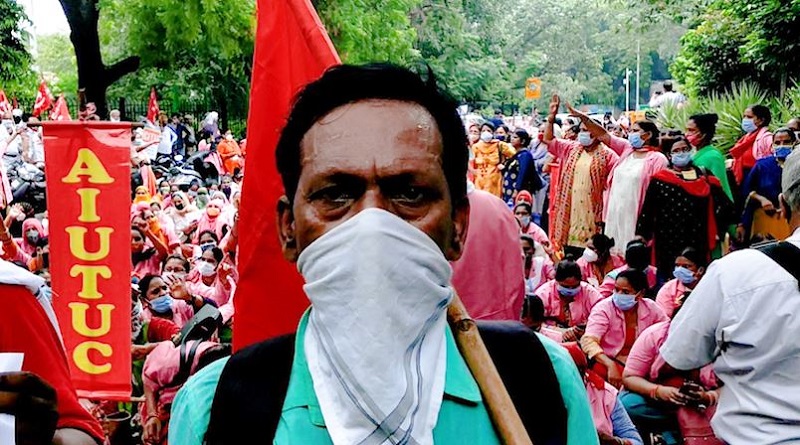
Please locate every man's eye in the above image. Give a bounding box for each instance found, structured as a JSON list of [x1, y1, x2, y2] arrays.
[[313, 186, 353, 204], [393, 186, 426, 203]]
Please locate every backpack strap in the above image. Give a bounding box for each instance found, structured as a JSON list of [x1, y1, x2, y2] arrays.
[[755, 241, 800, 289], [169, 340, 202, 388], [205, 323, 567, 444], [204, 333, 295, 445], [477, 320, 568, 445]]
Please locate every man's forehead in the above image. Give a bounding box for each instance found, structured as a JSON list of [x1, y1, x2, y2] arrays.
[[300, 100, 443, 165]]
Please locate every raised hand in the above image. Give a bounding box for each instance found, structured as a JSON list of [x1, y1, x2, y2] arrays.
[[549, 94, 561, 117], [566, 102, 588, 120]]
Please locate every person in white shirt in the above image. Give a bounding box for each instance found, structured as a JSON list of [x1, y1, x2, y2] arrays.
[[648, 81, 686, 108], [660, 150, 800, 444]]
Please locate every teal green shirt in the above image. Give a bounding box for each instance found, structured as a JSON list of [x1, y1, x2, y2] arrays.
[[693, 145, 733, 200], [169, 312, 598, 445]]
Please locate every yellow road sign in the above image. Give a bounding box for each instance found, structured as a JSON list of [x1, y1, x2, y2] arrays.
[[525, 78, 542, 99]]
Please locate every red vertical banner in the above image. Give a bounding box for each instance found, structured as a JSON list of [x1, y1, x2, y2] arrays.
[[43, 122, 133, 399], [235, 0, 340, 350]]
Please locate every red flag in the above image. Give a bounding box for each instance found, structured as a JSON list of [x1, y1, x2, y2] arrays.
[[49, 94, 72, 121], [42, 121, 134, 399], [0, 90, 10, 115], [235, 0, 340, 350], [147, 88, 160, 124], [33, 81, 54, 117]]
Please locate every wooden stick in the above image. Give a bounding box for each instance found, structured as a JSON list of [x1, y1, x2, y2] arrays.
[[447, 292, 534, 445]]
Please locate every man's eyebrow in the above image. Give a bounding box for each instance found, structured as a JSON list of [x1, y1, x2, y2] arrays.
[[307, 172, 366, 187]]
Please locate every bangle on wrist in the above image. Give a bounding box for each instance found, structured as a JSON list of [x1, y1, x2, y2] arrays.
[[649, 385, 660, 400]]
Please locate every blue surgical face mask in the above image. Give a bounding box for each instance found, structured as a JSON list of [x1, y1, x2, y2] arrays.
[[578, 132, 593, 147], [673, 266, 696, 285], [495, 134, 506, 142], [671, 151, 693, 168], [612, 292, 638, 311], [557, 284, 581, 298], [628, 132, 645, 149], [149, 295, 174, 314], [775, 146, 793, 160], [742, 118, 757, 134], [519, 215, 531, 227]]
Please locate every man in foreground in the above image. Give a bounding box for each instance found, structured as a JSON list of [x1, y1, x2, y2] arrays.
[[170, 64, 595, 444], [661, 150, 800, 443]]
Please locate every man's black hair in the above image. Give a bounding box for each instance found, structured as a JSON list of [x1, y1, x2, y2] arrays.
[[663, 80, 674, 92], [275, 64, 468, 203]]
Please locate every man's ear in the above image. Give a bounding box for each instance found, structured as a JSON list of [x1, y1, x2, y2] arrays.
[[277, 195, 298, 262], [445, 197, 470, 262], [780, 193, 793, 222]]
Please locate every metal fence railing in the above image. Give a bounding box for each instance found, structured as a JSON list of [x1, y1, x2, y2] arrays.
[[15, 97, 248, 138]]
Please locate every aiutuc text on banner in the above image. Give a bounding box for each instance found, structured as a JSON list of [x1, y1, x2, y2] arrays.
[[43, 122, 132, 399]]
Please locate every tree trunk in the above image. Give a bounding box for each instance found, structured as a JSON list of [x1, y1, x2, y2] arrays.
[[59, 0, 140, 118]]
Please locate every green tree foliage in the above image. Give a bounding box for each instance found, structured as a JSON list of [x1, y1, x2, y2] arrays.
[[411, 0, 683, 111], [98, 0, 255, 111], [671, 0, 800, 97], [318, 0, 421, 64], [0, 0, 35, 98], [656, 82, 800, 152], [35, 34, 79, 98]]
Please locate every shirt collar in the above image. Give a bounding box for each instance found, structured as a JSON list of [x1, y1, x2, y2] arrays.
[[282, 308, 483, 425]]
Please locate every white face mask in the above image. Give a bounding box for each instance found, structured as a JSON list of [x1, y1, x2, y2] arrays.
[[299, 208, 452, 445], [196, 260, 216, 277], [581, 248, 599, 263], [480, 131, 493, 143]]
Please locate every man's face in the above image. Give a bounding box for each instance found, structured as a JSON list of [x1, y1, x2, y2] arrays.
[[278, 100, 469, 263]]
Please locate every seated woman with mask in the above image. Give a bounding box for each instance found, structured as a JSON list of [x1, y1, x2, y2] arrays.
[[138, 273, 209, 329], [521, 234, 554, 296], [655, 247, 706, 318], [620, 292, 721, 445], [535, 258, 603, 342], [577, 233, 625, 288], [581, 269, 668, 388], [184, 247, 236, 307], [598, 239, 658, 299]]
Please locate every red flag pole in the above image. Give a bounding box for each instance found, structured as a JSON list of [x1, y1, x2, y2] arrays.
[[234, 0, 340, 350]]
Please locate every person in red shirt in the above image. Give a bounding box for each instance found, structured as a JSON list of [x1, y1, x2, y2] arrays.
[[0, 261, 104, 444]]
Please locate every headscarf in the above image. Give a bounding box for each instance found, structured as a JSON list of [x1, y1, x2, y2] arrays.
[[195, 187, 210, 209], [194, 199, 227, 243], [170, 192, 198, 215], [515, 190, 534, 210], [16, 218, 45, 256], [133, 186, 152, 204], [165, 191, 201, 235]]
